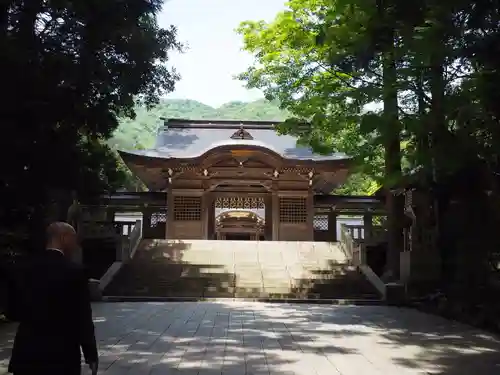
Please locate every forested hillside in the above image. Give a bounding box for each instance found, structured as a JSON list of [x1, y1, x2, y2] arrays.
[[108, 98, 288, 150]]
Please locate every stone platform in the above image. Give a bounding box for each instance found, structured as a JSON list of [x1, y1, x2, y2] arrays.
[[3, 302, 500, 374], [104, 240, 378, 299]]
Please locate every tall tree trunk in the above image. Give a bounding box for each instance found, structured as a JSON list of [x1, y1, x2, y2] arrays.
[[429, 63, 445, 181], [428, 14, 446, 284], [379, 0, 403, 279], [416, 71, 430, 170]]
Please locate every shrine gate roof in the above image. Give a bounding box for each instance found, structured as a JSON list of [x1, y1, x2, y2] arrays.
[[121, 119, 348, 161]]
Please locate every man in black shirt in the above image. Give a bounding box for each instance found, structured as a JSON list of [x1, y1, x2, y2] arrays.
[[6, 222, 98, 375]]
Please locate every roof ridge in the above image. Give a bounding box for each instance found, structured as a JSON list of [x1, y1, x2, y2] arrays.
[[162, 118, 280, 129]]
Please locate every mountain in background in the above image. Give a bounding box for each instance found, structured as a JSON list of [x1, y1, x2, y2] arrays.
[[109, 99, 289, 151]]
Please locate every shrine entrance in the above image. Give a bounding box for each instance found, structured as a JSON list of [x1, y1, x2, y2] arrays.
[[213, 197, 266, 240]]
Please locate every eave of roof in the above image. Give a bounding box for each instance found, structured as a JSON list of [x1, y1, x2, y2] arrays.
[[118, 146, 351, 164]]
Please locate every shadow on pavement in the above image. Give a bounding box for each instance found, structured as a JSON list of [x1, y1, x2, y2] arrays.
[[84, 302, 500, 374], [1, 301, 500, 374]]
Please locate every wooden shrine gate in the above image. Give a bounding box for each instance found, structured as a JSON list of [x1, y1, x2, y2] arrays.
[[213, 195, 266, 240]]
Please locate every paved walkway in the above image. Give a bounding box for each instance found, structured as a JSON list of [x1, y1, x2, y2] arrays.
[[2, 302, 500, 374]]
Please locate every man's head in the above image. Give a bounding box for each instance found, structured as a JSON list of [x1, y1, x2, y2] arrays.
[[46, 222, 79, 255]]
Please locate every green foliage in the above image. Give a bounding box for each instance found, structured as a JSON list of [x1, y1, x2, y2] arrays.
[[0, 0, 181, 245], [236, 0, 390, 192], [236, 0, 500, 186], [334, 173, 380, 196], [237, 0, 500, 315]]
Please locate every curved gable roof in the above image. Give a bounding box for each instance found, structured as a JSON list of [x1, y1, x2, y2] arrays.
[[148, 120, 348, 161]]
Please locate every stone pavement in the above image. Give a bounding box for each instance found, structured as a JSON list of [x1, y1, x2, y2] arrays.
[[1, 302, 500, 375]]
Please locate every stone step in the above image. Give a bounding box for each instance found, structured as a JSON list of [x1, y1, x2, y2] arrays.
[[104, 240, 378, 300]]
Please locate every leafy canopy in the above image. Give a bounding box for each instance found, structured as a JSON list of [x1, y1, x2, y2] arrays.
[[0, 0, 182, 239], [236, 0, 389, 192]]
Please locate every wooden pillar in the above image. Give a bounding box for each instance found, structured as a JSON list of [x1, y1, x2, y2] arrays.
[[272, 192, 279, 241], [264, 194, 272, 240], [141, 206, 152, 239], [363, 212, 373, 240], [328, 212, 338, 242], [306, 193, 314, 241], [201, 192, 209, 239], [166, 188, 174, 239], [207, 194, 215, 240]]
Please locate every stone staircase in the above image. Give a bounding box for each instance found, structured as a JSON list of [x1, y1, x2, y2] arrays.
[[104, 240, 380, 300]]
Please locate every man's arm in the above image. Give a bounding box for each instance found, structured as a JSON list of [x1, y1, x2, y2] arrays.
[[76, 268, 98, 364]]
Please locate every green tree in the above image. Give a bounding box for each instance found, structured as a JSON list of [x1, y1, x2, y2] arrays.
[[236, 0, 408, 275], [0, 0, 181, 247], [238, 0, 500, 304], [236, 0, 395, 181]]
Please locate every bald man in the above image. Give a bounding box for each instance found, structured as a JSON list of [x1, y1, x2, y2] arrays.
[[6, 222, 98, 375]]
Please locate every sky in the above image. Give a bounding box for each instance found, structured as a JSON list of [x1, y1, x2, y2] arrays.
[[157, 0, 287, 107]]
